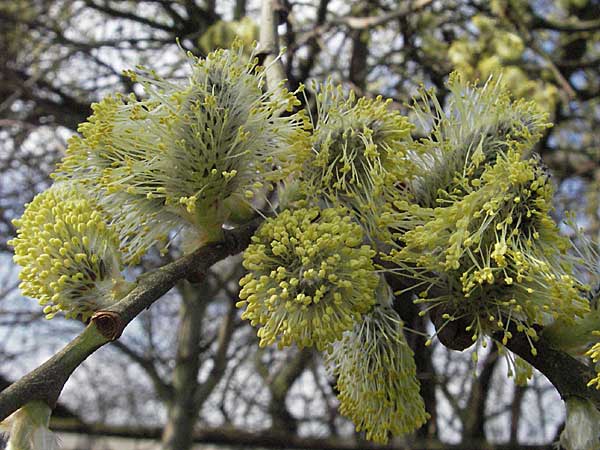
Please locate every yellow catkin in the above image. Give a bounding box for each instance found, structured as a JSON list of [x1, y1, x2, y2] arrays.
[[54, 41, 310, 261], [297, 80, 415, 241], [385, 75, 587, 355], [327, 304, 429, 443], [8, 183, 126, 320], [237, 206, 378, 350]]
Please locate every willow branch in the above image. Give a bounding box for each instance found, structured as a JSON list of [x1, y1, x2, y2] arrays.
[[501, 326, 600, 409], [429, 300, 600, 409], [392, 272, 600, 411], [259, 0, 286, 89], [0, 218, 262, 421]]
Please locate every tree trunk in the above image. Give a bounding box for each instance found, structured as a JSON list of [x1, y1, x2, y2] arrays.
[[161, 282, 208, 450]]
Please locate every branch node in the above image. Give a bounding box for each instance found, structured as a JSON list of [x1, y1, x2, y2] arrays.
[[430, 307, 474, 351], [91, 311, 124, 341]]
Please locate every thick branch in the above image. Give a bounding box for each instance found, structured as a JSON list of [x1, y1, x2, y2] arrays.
[[48, 420, 558, 450], [430, 307, 600, 410], [392, 272, 600, 411], [501, 326, 600, 409], [0, 219, 261, 421]]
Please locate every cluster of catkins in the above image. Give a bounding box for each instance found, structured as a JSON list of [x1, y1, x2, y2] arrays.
[[7, 42, 600, 445]]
